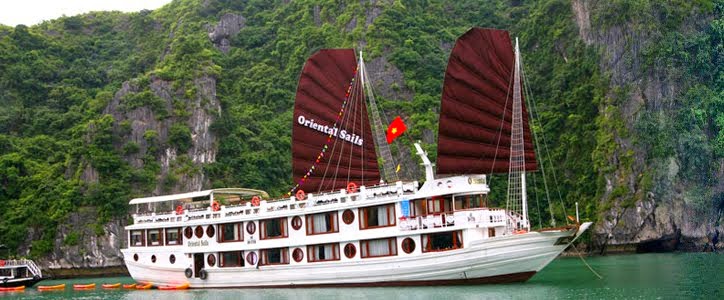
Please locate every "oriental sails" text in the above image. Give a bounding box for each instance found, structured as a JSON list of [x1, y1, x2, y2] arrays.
[[297, 115, 363, 147]]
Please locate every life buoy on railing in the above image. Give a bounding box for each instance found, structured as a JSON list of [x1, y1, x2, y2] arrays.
[[295, 190, 306, 201], [175, 205, 184, 215], [0, 260, 5, 267], [251, 196, 261, 207], [346, 182, 358, 194], [211, 201, 220, 212]]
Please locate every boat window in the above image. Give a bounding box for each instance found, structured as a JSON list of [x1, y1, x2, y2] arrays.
[[291, 216, 303, 230], [359, 204, 396, 229], [207, 254, 216, 267], [454, 194, 487, 210], [165, 228, 182, 246], [260, 217, 288, 240], [343, 243, 356, 259], [219, 223, 243, 242], [402, 237, 416, 254], [422, 230, 463, 252], [306, 212, 339, 235], [342, 209, 355, 224], [307, 243, 340, 262], [147, 229, 163, 246], [130, 230, 145, 247], [220, 251, 245, 268], [292, 248, 304, 262], [409, 197, 452, 217], [360, 237, 397, 258], [260, 248, 289, 265]]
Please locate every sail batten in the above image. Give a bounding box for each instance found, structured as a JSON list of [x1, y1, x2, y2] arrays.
[[291, 49, 380, 193], [436, 28, 537, 175]]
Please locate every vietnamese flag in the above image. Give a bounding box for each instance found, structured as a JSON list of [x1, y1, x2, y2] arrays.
[[386, 116, 407, 144]]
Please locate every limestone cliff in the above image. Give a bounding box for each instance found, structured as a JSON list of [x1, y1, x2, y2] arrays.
[[572, 0, 723, 253]]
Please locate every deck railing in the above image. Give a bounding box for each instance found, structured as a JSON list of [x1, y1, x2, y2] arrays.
[[397, 208, 508, 231], [132, 181, 418, 225], [0, 259, 42, 277]]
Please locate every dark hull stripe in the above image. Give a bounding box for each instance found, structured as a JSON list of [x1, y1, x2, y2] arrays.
[[195, 271, 537, 289]]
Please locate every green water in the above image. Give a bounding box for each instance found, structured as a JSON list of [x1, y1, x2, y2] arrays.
[[1, 253, 721, 299]]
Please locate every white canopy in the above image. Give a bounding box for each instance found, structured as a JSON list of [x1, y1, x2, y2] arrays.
[[128, 188, 269, 205]]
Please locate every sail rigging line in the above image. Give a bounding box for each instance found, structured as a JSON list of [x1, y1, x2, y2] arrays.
[[345, 65, 364, 188], [359, 53, 399, 182], [318, 72, 357, 192], [358, 53, 365, 186], [520, 64, 569, 225], [288, 66, 360, 196], [322, 63, 365, 192], [520, 65, 557, 227], [531, 169, 543, 229], [486, 66, 514, 185]]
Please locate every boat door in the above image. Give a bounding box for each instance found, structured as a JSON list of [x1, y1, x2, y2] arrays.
[[193, 253, 204, 278]]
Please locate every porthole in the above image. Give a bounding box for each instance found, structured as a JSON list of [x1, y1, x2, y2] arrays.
[[342, 209, 355, 225], [207, 254, 216, 267], [291, 216, 302, 230], [169, 254, 176, 264], [184, 227, 193, 239], [402, 237, 416, 254], [246, 252, 258, 265], [246, 222, 256, 235], [344, 243, 356, 259], [151, 255, 157, 263], [133, 254, 138, 262], [292, 248, 304, 262], [206, 225, 215, 238], [195, 226, 203, 238]]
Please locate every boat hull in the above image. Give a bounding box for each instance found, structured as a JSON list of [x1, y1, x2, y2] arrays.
[[0, 277, 44, 288], [123, 226, 580, 288]]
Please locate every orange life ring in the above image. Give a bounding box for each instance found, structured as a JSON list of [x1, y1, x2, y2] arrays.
[[295, 189, 306, 201], [251, 196, 261, 206], [0, 260, 5, 267], [211, 201, 220, 211], [175, 205, 184, 215], [346, 182, 358, 194]]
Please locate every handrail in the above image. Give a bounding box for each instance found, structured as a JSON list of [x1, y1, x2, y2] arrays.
[[132, 181, 419, 225], [0, 259, 42, 277]]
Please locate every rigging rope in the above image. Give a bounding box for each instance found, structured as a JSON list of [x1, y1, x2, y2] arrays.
[[521, 64, 569, 225], [287, 67, 358, 197], [323, 70, 359, 192]]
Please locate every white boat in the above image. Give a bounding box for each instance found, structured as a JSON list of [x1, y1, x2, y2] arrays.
[[0, 258, 44, 287], [121, 28, 591, 288]]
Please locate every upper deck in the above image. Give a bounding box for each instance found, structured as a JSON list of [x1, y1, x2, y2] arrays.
[[128, 175, 490, 230]]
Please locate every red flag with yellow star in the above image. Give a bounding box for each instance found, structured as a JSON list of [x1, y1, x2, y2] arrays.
[[386, 116, 407, 144]]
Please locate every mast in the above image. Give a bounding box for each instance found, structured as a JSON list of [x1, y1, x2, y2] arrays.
[[360, 51, 399, 183], [507, 37, 529, 231]]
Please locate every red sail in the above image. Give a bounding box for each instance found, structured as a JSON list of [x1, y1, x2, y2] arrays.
[[436, 28, 537, 175], [292, 49, 380, 193]]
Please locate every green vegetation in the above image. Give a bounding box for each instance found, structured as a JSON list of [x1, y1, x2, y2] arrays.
[[0, 0, 721, 257]]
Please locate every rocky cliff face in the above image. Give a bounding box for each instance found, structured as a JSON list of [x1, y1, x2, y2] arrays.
[[572, 0, 723, 253]]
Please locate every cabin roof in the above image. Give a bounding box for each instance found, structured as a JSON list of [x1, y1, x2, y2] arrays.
[[128, 188, 270, 205]]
